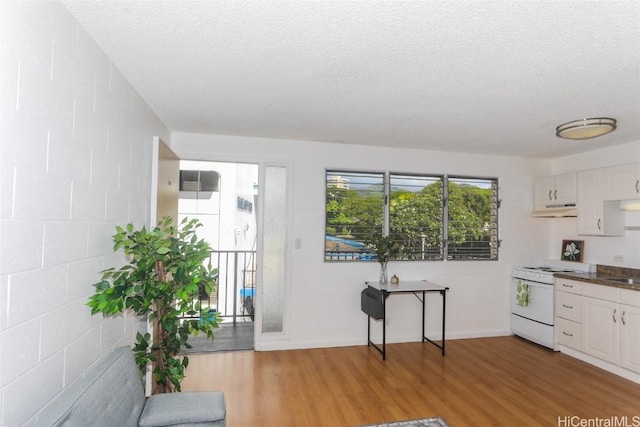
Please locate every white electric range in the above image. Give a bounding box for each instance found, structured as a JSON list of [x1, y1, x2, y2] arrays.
[[511, 259, 593, 350]]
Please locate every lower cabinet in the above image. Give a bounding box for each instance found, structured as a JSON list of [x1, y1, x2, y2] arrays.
[[620, 304, 640, 373], [555, 283, 582, 350], [555, 279, 640, 378], [582, 296, 620, 365], [556, 317, 581, 350]]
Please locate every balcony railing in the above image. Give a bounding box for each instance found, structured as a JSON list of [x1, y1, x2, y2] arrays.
[[184, 250, 256, 325]]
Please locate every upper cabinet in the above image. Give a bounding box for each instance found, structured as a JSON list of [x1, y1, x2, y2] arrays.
[[534, 173, 576, 206], [603, 163, 640, 201], [577, 169, 624, 236]]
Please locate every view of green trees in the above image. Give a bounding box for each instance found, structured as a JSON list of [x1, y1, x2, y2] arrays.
[[325, 173, 497, 261]]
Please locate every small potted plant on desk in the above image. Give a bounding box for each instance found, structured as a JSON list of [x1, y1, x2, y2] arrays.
[[366, 234, 402, 284]]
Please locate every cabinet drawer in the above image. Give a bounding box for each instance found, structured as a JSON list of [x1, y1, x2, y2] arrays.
[[620, 288, 640, 308], [556, 292, 582, 322], [556, 279, 582, 294], [582, 282, 619, 302], [556, 317, 581, 350]]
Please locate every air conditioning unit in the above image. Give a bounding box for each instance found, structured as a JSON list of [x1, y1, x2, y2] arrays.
[[179, 170, 219, 192]]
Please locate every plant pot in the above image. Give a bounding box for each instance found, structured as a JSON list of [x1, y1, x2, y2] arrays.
[[379, 262, 389, 284]]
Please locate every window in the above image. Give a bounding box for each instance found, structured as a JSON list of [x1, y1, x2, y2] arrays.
[[325, 171, 499, 261], [325, 171, 384, 260], [446, 177, 499, 260], [389, 174, 443, 260]]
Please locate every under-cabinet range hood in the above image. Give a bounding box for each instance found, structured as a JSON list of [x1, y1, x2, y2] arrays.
[[530, 204, 578, 218]]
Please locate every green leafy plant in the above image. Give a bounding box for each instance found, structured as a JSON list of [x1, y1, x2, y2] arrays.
[[366, 234, 402, 264], [88, 216, 219, 393]]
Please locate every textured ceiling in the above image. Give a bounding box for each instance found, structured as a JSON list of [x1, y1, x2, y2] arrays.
[[63, 0, 640, 158]]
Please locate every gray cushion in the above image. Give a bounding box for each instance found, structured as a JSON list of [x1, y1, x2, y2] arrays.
[[139, 391, 226, 427], [37, 347, 146, 427], [37, 346, 226, 427]]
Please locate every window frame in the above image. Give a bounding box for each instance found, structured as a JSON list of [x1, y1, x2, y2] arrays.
[[445, 175, 500, 261], [324, 169, 499, 262]]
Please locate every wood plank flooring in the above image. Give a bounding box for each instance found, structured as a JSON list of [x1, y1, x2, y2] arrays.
[[181, 336, 640, 427]]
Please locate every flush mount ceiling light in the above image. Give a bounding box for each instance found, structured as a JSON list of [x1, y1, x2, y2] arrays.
[[556, 117, 617, 140]]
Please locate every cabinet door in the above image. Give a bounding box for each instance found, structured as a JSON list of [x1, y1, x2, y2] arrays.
[[582, 296, 620, 365], [534, 176, 554, 205], [577, 169, 604, 235], [554, 172, 577, 205], [604, 163, 640, 201], [620, 304, 640, 373]]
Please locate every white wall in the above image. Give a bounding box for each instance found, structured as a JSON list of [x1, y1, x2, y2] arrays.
[[172, 132, 548, 350], [0, 3, 169, 425], [549, 141, 640, 268]]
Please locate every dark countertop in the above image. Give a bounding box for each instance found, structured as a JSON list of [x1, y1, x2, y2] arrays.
[[554, 265, 640, 291]]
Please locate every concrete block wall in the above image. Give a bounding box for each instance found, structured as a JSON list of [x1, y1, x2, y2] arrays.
[[0, 2, 169, 425]]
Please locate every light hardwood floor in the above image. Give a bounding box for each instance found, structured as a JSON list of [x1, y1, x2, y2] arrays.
[[181, 336, 640, 427]]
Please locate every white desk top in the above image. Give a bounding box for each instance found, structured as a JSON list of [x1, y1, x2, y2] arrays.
[[365, 280, 448, 293]]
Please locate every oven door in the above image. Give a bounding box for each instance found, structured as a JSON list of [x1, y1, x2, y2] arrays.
[[511, 278, 554, 325]]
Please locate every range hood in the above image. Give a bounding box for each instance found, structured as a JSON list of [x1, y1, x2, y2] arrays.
[[531, 204, 578, 218]]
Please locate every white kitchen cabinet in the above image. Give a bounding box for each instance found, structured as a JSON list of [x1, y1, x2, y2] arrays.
[[556, 291, 581, 321], [555, 278, 583, 350], [620, 304, 640, 373], [556, 317, 582, 350], [556, 279, 582, 294], [577, 168, 624, 236], [556, 280, 640, 377], [603, 162, 640, 201], [619, 288, 640, 373], [534, 173, 576, 206], [580, 284, 640, 374], [582, 296, 620, 365]]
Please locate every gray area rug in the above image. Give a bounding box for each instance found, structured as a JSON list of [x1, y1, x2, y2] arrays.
[[180, 322, 254, 354], [357, 417, 449, 427]]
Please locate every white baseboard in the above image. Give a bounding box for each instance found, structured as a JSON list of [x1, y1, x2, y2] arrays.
[[558, 345, 640, 384], [255, 329, 513, 352]]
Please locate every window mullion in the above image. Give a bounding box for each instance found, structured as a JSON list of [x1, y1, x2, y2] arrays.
[[442, 176, 449, 260], [383, 171, 390, 236]]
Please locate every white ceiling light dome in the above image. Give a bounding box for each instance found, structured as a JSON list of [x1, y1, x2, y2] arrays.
[[556, 117, 617, 140]]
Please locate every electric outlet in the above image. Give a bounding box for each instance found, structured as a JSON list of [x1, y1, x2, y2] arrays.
[[612, 254, 624, 263]]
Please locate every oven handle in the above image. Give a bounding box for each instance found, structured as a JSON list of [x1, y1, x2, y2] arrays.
[[513, 279, 552, 288]]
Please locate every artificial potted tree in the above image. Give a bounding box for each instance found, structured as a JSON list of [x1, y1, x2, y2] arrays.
[[88, 216, 219, 393]]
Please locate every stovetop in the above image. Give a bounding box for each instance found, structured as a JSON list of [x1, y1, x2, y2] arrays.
[[512, 259, 594, 283], [520, 266, 580, 273]]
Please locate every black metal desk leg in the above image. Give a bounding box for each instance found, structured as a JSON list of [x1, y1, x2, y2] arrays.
[[367, 314, 371, 346], [441, 290, 446, 355], [421, 291, 426, 342], [382, 294, 386, 360]]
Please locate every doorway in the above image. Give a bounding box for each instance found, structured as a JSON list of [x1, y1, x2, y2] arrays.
[[178, 160, 259, 353]]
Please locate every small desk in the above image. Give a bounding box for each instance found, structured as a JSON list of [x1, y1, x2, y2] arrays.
[[363, 280, 449, 360]]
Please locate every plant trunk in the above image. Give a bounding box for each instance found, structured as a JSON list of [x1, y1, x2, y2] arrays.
[[152, 261, 174, 394]]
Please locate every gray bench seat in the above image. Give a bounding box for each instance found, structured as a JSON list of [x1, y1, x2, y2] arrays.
[[37, 346, 226, 427]]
